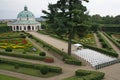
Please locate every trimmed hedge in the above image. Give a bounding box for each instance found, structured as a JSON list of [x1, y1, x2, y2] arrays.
[[97, 32, 113, 50], [25, 32, 82, 66], [64, 69, 105, 80], [75, 69, 105, 80], [65, 59, 81, 65], [0, 58, 62, 73], [0, 51, 52, 61], [103, 32, 120, 49]]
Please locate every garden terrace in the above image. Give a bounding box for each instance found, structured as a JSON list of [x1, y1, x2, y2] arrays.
[[0, 58, 62, 77], [64, 69, 105, 80], [103, 32, 120, 49]]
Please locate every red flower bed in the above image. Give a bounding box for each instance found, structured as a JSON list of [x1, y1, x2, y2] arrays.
[[44, 57, 54, 63]]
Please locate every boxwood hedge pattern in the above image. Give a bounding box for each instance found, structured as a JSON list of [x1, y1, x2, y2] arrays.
[[0, 58, 62, 73], [0, 51, 52, 61]]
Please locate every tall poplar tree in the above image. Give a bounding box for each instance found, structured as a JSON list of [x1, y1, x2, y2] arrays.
[[42, 0, 89, 55]]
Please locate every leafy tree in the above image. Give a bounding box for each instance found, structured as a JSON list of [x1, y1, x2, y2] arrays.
[[42, 0, 89, 55]]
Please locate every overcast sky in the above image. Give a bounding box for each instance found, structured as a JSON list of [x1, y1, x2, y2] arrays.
[[0, 0, 120, 19]]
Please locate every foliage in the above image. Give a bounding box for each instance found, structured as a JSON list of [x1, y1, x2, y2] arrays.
[[0, 58, 62, 73], [0, 51, 47, 61], [64, 69, 105, 80], [103, 32, 120, 49], [97, 32, 114, 51], [42, 0, 89, 55], [5, 47, 12, 52], [40, 66, 49, 75], [39, 52, 46, 56], [65, 59, 81, 65], [0, 23, 11, 33]]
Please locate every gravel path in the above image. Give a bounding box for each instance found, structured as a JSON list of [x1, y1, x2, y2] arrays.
[[94, 33, 102, 48]]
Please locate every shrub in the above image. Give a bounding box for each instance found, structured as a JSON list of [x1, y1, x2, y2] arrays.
[[44, 57, 54, 63], [5, 47, 12, 52], [0, 58, 62, 73], [65, 59, 81, 65], [39, 52, 46, 56], [40, 66, 49, 75]]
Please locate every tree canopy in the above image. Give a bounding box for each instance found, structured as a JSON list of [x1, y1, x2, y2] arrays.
[[42, 0, 89, 55]]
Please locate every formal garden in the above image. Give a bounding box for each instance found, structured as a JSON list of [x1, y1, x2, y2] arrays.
[[0, 32, 37, 53]]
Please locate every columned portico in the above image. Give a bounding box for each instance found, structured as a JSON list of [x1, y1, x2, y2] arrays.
[[7, 6, 41, 32]]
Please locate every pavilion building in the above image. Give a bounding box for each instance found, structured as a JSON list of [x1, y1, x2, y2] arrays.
[[8, 6, 41, 31]]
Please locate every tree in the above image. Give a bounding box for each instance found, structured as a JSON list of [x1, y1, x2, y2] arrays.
[[42, 0, 89, 55]]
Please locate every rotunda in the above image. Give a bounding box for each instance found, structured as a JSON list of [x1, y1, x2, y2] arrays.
[[8, 6, 41, 31]]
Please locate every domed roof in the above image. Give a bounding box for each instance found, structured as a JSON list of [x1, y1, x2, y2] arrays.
[[17, 6, 35, 18]]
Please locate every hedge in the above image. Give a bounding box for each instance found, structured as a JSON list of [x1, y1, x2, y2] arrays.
[[103, 32, 120, 49], [24, 32, 82, 66], [97, 32, 113, 50], [0, 51, 52, 61], [0, 58, 62, 73], [64, 69, 105, 80], [37, 31, 118, 58]]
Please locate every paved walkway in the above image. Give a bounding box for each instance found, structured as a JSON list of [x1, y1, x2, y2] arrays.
[[100, 32, 120, 57], [94, 33, 102, 48]]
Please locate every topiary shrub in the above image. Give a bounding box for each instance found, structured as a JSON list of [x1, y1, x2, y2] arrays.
[[39, 52, 46, 56], [40, 66, 49, 75], [5, 47, 12, 52]]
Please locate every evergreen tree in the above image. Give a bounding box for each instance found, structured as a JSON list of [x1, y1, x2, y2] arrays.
[[42, 0, 89, 55]]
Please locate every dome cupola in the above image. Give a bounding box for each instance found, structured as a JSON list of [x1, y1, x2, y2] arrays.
[[17, 6, 35, 20]]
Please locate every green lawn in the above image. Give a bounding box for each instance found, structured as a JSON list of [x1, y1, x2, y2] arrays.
[[0, 74, 22, 80], [0, 64, 59, 78]]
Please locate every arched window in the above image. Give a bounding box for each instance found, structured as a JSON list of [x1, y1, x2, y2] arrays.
[[28, 26, 31, 31], [32, 26, 34, 30], [16, 26, 19, 30]]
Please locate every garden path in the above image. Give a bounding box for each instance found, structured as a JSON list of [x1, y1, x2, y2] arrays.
[[100, 32, 120, 57], [93, 33, 102, 48]]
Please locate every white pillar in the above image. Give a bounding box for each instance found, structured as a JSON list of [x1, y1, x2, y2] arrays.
[[34, 26, 36, 31], [26, 26, 28, 31], [15, 26, 17, 31]]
